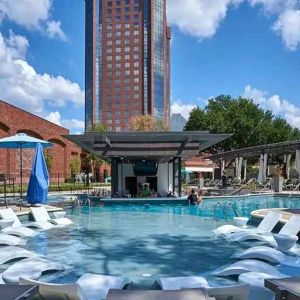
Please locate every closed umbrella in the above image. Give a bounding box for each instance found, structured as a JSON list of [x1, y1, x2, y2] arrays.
[[27, 143, 49, 204], [0, 133, 52, 198]]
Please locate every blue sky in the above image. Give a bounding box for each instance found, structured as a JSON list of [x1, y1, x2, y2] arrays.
[[0, 0, 300, 132]]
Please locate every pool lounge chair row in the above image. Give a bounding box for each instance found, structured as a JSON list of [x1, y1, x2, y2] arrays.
[[212, 211, 300, 300], [214, 211, 300, 247], [0, 207, 73, 246], [20, 276, 250, 300]]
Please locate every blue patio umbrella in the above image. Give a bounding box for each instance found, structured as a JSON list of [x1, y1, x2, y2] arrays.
[[27, 143, 49, 204], [0, 133, 52, 198]]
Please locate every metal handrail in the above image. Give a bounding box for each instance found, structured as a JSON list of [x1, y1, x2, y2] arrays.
[[213, 201, 226, 221], [225, 202, 239, 219], [214, 201, 239, 221], [289, 182, 300, 198]]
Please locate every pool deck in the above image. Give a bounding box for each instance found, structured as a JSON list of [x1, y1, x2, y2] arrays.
[[251, 208, 300, 223], [2, 204, 63, 217]]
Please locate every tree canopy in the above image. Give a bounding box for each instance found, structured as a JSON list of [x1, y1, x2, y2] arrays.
[[87, 123, 108, 132], [185, 95, 300, 153], [129, 115, 169, 132]]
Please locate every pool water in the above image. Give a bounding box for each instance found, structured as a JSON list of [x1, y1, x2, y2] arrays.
[[25, 195, 300, 287]]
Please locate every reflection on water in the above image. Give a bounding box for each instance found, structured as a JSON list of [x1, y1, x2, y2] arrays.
[[25, 196, 300, 286]]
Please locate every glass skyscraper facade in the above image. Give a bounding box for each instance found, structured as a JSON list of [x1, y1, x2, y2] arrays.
[[85, 0, 171, 131]]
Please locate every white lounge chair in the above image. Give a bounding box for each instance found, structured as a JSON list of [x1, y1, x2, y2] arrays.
[[0, 208, 38, 237], [157, 276, 209, 290], [0, 234, 27, 246], [213, 259, 285, 277], [30, 206, 73, 226], [20, 273, 131, 300], [0, 207, 54, 230], [227, 214, 300, 245], [213, 211, 282, 236], [232, 245, 300, 266], [157, 277, 249, 300], [1, 257, 64, 283], [0, 246, 38, 265]]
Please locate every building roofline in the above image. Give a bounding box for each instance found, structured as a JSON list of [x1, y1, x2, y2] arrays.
[[0, 99, 70, 133]]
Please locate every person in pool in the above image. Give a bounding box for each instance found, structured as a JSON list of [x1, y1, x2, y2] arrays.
[[187, 189, 199, 205], [197, 190, 203, 204]]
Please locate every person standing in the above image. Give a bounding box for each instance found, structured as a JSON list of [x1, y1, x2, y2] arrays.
[[187, 189, 198, 205]]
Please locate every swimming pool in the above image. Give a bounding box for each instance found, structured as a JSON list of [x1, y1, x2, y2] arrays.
[[24, 195, 300, 287]]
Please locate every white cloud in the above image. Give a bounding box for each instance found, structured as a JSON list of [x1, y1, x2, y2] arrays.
[[273, 9, 300, 50], [46, 111, 84, 133], [243, 85, 300, 128], [248, 0, 298, 14], [167, 0, 300, 50], [46, 20, 67, 41], [46, 111, 61, 126], [0, 31, 84, 115], [167, 0, 242, 39], [171, 100, 196, 120], [0, 0, 66, 41]]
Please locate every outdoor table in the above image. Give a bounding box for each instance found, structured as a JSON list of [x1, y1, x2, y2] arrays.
[[265, 276, 300, 300], [0, 218, 14, 229], [0, 284, 38, 300], [274, 234, 298, 251], [53, 211, 66, 219]]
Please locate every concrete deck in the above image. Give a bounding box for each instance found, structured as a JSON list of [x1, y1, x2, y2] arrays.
[[0, 204, 62, 217], [251, 208, 300, 223]]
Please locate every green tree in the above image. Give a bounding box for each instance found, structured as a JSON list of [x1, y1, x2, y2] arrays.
[[70, 156, 81, 176], [129, 115, 169, 132], [82, 152, 104, 181], [44, 149, 53, 172], [185, 95, 300, 153], [87, 123, 108, 132]]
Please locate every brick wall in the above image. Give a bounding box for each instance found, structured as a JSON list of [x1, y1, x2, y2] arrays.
[[0, 100, 81, 183]]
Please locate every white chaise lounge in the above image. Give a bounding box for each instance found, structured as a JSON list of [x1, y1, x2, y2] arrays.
[[232, 246, 300, 266], [30, 206, 73, 226], [213, 259, 286, 277], [227, 214, 300, 245], [1, 257, 64, 283], [156, 276, 210, 290], [0, 208, 38, 237], [0, 246, 38, 265], [156, 277, 249, 300], [20, 273, 131, 300], [0, 234, 27, 246], [213, 211, 282, 236]]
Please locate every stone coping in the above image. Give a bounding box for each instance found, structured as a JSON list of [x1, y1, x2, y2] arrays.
[[251, 208, 299, 224], [5, 205, 63, 217]]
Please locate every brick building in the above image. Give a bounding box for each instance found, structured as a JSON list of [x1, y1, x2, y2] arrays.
[[0, 100, 81, 184]]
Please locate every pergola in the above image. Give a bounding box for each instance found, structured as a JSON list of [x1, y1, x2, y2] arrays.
[[66, 131, 230, 197], [210, 140, 300, 183]]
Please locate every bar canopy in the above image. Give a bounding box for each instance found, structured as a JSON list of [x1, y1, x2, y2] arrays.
[[210, 139, 300, 162], [66, 131, 231, 162]]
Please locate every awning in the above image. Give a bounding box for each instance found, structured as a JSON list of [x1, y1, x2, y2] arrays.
[[185, 167, 213, 173]]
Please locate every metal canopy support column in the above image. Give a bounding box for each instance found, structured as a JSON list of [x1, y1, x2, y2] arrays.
[[243, 159, 247, 181], [296, 150, 300, 179], [221, 159, 225, 176], [172, 159, 176, 193], [178, 157, 182, 197], [111, 158, 119, 198], [285, 154, 292, 180]]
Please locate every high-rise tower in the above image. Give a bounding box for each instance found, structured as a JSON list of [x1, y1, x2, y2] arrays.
[[85, 0, 171, 131]]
